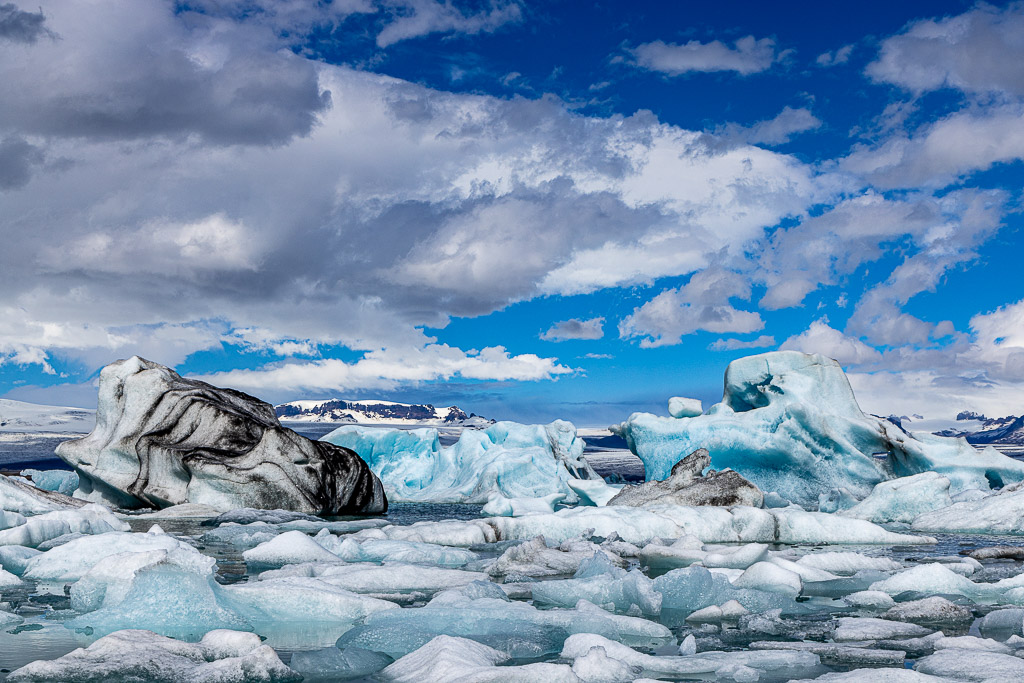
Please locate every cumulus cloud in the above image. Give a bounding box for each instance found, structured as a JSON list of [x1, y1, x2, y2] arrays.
[[708, 335, 775, 351], [629, 35, 779, 76], [715, 106, 822, 146], [540, 317, 605, 342], [376, 0, 523, 47], [816, 44, 853, 67], [619, 269, 763, 348], [781, 319, 881, 366], [866, 3, 1024, 97], [195, 343, 573, 393]]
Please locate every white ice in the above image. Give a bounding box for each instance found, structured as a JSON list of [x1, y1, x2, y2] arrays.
[[0, 504, 128, 548], [379, 635, 579, 683], [839, 472, 953, 524]]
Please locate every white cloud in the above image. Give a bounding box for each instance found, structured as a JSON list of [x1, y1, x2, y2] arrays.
[[375, 0, 523, 48], [816, 44, 853, 67], [540, 318, 605, 342], [842, 104, 1024, 189], [780, 319, 881, 366], [716, 106, 822, 146], [194, 343, 574, 393], [866, 3, 1024, 97], [708, 335, 775, 351], [629, 36, 779, 76]]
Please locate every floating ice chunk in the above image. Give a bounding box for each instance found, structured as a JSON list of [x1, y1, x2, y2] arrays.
[[0, 602, 22, 627], [379, 635, 579, 683], [978, 608, 1024, 638], [317, 533, 479, 568], [487, 536, 622, 579], [750, 641, 905, 668], [608, 448, 764, 508], [912, 483, 1024, 535], [637, 537, 707, 570], [869, 563, 986, 600], [23, 528, 189, 581], [0, 566, 22, 588], [770, 508, 932, 545], [289, 646, 393, 681], [679, 634, 697, 655], [840, 472, 952, 524], [703, 543, 768, 569], [612, 352, 1024, 505], [654, 566, 793, 619], [243, 530, 343, 569], [0, 504, 129, 548], [353, 519, 497, 546], [883, 597, 973, 624], [733, 561, 803, 597], [567, 479, 620, 507], [933, 635, 1011, 653], [530, 567, 661, 615], [833, 617, 935, 642], [260, 562, 488, 602], [560, 633, 821, 680], [70, 547, 207, 614], [0, 546, 40, 575], [965, 545, 1024, 560], [338, 597, 673, 659], [915, 648, 1024, 680], [220, 576, 397, 629], [668, 396, 703, 418], [0, 509, 26, 531], [481, 492, 564, 517], [791, 670, 951, 682], [19, 469, 80, 497], [66, 546, 247, 639], [6, 629, 299, 683], [796, 551, 902, 575], [203, 508, 329, 526], [131, 503, 223, 519], [323, 420, 600, 504], [685, 600, 750, 624], [199, 522, 280, 549], [0, 473, 84, 515], [572, 646, 642, 683], [843, 591, 895, 610], [768, 556, 838, 583]]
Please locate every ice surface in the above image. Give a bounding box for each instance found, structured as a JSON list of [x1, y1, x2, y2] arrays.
[[0, 566, 23, 588], [487, 536, 623, 579], [0, 473, 83, 515], [0, 545, 40, 575], [637, 537, 707, 570], [795, 551, 902, 575], [351, 519, 497, 546], [792, 671, 952, 682], [6, 629, 299, 683], [912, 482, 1024, 534], [0, 509, 26, 530], [843, 590, 896, 610], [668, 396, 703, 418], [321, 420, 602, 503], [316, 533, 479, 568], [199, 522, 281, 549], [883, 596, 972, 624], [703, 543, 768, 569], [481, 492, 564, 517], [23, 527, 193, 581], [19, 469, 79, 497], [530, 564, 661, 615], [833, 617, 935, 641], [915, 648, 1024, 680], [653, 566, 793, 618], [258, 562, 489, 601], [839, 472, 952, 524], [289, 646, 394, 681], [379, 635, 579, 683], [685, 599, 749, 623], [0, 504, 128, 548], [219, 576, 397, 630], [612, 351, 1024, 505], [732, 561, 803, 597], [337, 596, 673, 659], [566, 479, 620, 507], [242, 530, 343, 569], [560, 633, 822, 679]]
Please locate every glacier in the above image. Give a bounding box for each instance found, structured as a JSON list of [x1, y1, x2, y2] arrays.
[[612, 351, 1024, 505]]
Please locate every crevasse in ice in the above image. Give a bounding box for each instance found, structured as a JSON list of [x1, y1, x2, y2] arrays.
[[612, 351, 1024, 505]]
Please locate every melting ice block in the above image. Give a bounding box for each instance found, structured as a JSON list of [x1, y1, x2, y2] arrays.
[[321, 420, 605, 503], [380, 635, 578, 683], [912, 482, 1024, 534], [0, 504, 128, 548], [840, 472, 953, 524], [6, 629, 299, 683], [611, 351, 1024, 505]]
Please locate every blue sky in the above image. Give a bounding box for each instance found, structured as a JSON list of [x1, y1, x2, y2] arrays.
[[1, 0, 1023, 425]]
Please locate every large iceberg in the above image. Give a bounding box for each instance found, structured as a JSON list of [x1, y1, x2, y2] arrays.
[[321, 419, 607, 503], [56, 357, 386, 515], [612, 351, 1024, 505]]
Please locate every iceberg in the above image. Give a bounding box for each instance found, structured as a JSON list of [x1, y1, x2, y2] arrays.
[[315, 533, 480, 568], [23, 527, 191, 581], [321, 419, 602, 503], [0, 504, 128, 548], [242, 530, 344, 569], [56, 357, 386, 515], [912, 482, 1024, 534], [6, 629, 299, 683], [19, 469, 80, 497], [839, 472, 953, 524], [612, 351, 1024, 505], [0, 474, 85, 515], [607, 448, 764, 508]]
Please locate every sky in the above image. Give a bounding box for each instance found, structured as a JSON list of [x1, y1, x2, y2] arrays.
[[1, 0, 1023, 426]]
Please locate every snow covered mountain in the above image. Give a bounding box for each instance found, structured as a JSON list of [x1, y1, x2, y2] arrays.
[[0, 399, 95, 432], [274, 399, 493, 427], [934, 411, 1024, 445]]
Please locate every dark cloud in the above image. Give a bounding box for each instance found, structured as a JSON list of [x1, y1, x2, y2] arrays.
[[0, 136, 42, 189], [0, 3, 51, 43]]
